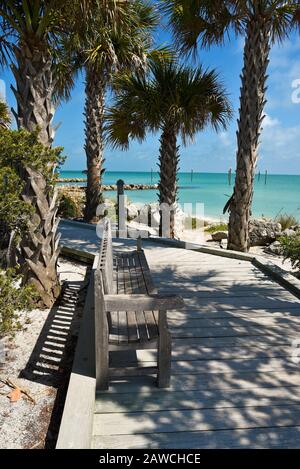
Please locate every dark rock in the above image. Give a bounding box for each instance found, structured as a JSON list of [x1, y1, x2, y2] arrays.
[[211, 231, 228, 242], [265, 241, 283, 255], [249, 219, 282, 246], [281, 228, 297, 237]]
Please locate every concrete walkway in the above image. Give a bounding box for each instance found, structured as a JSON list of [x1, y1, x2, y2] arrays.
[[59, 220, 100, 255]]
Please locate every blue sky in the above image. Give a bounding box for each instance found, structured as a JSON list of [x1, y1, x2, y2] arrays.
[[1, 20, 300, 175]]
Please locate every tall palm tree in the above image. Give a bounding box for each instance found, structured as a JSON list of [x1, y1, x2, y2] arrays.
[[76, 1, 158, 223], [163, 0, 300, 252], [0, 0, 82, 306], [106, 59, 232, 237]]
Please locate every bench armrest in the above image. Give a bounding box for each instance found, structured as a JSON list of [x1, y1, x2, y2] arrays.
[[104, 293, 184, 312]]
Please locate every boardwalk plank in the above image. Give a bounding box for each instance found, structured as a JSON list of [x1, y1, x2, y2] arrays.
[[95, 385, 300, 414], [93, 404, 300, 436], [96, 369, 300, 393], [92, 426, 300, 449]]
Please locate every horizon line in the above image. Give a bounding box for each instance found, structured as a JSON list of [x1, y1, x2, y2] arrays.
[[60, 169, 300, 177]]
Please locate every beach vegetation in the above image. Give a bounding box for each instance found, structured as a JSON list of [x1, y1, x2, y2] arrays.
[[0, 268, 36, 337], [106, 57, 231, 238], [205, 223, 228, 234], [184, 217, 197, 230], [0, 101, 10, 127], [58, 193, 82, 219], [163, 0, 300, 251], [275, 213, 299, 231], [0, 119, 64, 307], [280, 234, 300, 274], [0, 166, 33, 251], [0, 126, 63, 249]]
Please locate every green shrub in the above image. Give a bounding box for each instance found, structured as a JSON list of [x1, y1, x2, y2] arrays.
[[205, 222, 228, 234], [184, 217, 199, 230], [0, 127, 64, 183], [182, 216, 192, 230], [184, 217, 212, 230], [0, 167, 33, 237], [58, 194, 82, 219], [0, 269, 36, 337], [280, 234, 300, 272], [0, 127, 65, 248], [0, 101, 11, 125], [275, 213, 299, 230]]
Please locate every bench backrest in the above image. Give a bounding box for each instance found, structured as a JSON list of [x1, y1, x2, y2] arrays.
[[97, 219, 115, 295]]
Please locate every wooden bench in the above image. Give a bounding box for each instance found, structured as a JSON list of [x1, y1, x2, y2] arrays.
[[94, 219, 184, 390]]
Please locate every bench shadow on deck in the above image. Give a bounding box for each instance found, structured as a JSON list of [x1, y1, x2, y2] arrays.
[[93, 243, 300, 449]]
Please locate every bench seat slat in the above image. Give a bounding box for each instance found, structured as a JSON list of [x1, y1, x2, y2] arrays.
[[116, 257, 125, 294], [144, 310, 159, 341], [127, 310, 139, 342], [123, 257, 132, 294], [108, 310, 158, 344], [137, 250, 158, 294], [133, 253, 148, 294], [136, 310, 149, 342], [118, 311, 129, 344]]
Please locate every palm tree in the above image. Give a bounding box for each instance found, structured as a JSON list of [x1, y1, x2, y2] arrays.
[[0, 0, 81, 306], [106, 59, 232, 237], [163, 0, 300, 252], [73, 0, 159, 223]]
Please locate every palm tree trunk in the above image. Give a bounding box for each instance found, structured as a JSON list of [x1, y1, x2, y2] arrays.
[[158, 125, 179, 238], [10, 40, 55, 147], [84, 66, 105, 223], [19, 167, 61, 308], [227, 17, 271, 252], [10, 39, 60, 307]]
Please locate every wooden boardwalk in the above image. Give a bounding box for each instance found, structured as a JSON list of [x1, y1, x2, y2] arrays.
[[92, 242, 300, 449]]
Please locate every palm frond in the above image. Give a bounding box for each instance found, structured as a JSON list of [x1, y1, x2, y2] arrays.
[[161, 0, 245, 53], [162, 0, 300, 52], [106, 57, 232, 149]]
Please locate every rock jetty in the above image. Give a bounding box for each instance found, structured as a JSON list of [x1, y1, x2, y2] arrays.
[[57, 180, 158, 191]]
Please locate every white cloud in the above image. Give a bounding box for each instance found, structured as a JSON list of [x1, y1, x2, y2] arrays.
[[0, 79, 6, 101], [219, 131, 232, 146], [267, 37, 300, 110], [263, 114, 280, 128], [261, 121, 300, 161]]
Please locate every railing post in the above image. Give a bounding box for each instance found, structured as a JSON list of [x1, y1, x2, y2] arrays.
[[117, 179, 126, 237], [148, 205, 152, 229]]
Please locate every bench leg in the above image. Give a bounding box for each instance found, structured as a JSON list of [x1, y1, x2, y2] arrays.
[[157, 310, 172, 388]]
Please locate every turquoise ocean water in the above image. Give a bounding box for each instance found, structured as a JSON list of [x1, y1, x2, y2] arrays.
[[59, 171, 300, 221]]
